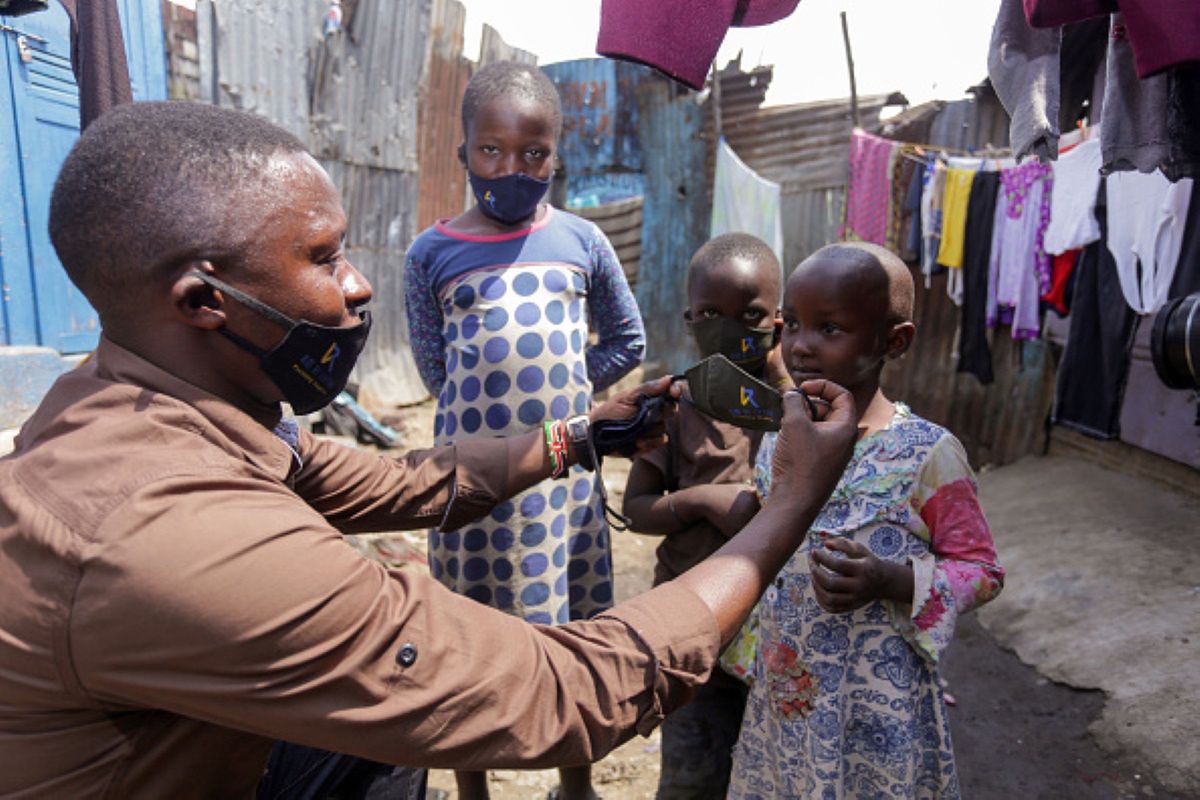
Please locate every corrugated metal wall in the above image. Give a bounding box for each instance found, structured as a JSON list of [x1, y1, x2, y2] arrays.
[[542, 59, 650, 206], [417, 0, 470, 229], [574, 196, 642, 290], [636, 78, 708, 375], [196, 0, 429, 407]]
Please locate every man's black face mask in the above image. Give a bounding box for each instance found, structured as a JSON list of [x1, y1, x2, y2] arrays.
[[191, 272, 371, 415]]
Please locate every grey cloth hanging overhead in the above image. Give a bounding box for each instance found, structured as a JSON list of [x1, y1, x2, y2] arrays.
[[988, 0, 1062, 162]]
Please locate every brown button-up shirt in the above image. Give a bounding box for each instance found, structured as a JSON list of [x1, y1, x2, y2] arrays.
[[0, 338, 718, 798]]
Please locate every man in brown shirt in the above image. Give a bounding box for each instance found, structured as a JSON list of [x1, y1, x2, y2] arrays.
[[0, 102, 857, 798]]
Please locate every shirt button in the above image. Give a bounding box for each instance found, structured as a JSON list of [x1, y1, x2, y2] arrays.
[[397, 643, 418, 667]]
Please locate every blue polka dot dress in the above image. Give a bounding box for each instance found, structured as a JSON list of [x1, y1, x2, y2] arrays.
[[404, 208, 646, 624]]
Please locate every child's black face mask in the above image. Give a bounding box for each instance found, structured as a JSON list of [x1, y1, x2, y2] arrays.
[[686, 316, 775, 374]]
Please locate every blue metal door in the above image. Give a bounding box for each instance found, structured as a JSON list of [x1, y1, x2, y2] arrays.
[[0, 1, 166, 353]]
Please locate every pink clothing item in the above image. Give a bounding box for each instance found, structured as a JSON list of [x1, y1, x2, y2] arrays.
[[1119, 1, 1200, 78], [841, 129, 896, 246], [987, 161, 1053, 340], [596, 0, 800, 91], [1022, 0, 1114, 28]]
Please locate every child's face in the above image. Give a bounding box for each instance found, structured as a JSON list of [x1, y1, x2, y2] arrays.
[[780, 257, 895, 393], [463, 96, 556, 182], [685, 256, 778, 330]]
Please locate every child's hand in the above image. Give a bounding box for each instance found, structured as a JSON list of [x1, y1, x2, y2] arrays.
[[808, 538, 913, 613]]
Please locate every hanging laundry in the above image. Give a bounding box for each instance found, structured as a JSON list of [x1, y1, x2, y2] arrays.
[[1112, 1, 1200, 79], [1053, 185, 1137, 439], [958, 171, 1002, 385], [988, 161, 1053, 340], [1041, 249, 1081, 317], [920, 160, 948, 286], [940, 161, 981, 306], [57, 0, 133, 130], [1102, 15, 1200, 181], [841, 129, 897, 246], [937, 165, 979, 269], [1021, 0, 1113, 28], [1105, 170, 1193, 315], [1044, 134, 1103, 255], [596, 0, 800, 91], [904, 159, 927, 263], [885, 146, 918, 254], [711, 137, 785, 269], [988, 0, 1062, 161]]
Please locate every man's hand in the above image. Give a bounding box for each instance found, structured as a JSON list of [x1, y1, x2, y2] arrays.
[[767, 379, 856, 513], [588, 376, 682, 456]]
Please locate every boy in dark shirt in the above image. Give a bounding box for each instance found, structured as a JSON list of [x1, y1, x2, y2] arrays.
[[623, 232, 784, 799]]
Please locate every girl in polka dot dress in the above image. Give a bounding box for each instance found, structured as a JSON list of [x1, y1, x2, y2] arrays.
[[403, 62, 643, 799]]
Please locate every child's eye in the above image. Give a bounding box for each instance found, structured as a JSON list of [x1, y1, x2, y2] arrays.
[[480, 145, 499, 155], [782, 317, 798, 331], [742, 310, 767, 325], [526, 149, 548, 160], [821, 322, 841, 334]]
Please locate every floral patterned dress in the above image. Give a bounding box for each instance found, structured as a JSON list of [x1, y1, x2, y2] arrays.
[[728, 404, 1004, 799]]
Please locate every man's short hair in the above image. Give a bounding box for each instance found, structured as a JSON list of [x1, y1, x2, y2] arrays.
[[460, 61, 562, 139], [49, 101, 308, 313]]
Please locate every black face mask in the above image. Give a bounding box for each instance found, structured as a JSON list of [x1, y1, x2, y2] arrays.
[[468, 170, 551, 226], [687, 316, 776, 373], [192, 272, 372, 415], [685, 353, 784, 431]]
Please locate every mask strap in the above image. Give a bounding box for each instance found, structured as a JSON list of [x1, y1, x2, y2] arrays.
[[189, 271, 298, 332]]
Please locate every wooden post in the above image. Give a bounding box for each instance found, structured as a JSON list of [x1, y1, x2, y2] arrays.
[[840, 11, 860, 129], [711, 59, 723, 141]]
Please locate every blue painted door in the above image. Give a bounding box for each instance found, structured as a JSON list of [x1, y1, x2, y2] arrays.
[[0, 1, 166, 353]]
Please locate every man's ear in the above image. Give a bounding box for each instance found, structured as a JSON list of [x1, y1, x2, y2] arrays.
[[171, 264, 226, 330], [886, 321, 916, 360]]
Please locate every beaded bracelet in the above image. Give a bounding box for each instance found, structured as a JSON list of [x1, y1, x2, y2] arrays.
[[543, 419, 569, 479]]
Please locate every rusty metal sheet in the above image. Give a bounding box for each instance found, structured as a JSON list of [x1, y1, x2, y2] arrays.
[[542, 58, 651, 205], [417, 0, 470, 229]]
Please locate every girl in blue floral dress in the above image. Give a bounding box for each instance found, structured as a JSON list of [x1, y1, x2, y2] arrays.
[[727, 243, 1004, 799], [403, 62, 643, 800]]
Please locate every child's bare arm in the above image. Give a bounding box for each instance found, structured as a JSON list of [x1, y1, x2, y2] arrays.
[[624, 463, 760, 538], [622, 459, 684, 534]]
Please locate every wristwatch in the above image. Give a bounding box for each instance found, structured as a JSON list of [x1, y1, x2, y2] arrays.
[[565, 415, 596, 472]]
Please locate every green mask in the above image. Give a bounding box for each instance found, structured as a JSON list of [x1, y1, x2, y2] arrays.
[[685, 354, 783, 431], [686, 316, 775, 373]]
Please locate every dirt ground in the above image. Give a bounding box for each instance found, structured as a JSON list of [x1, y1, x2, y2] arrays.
[[352, 401, 1184, 800]]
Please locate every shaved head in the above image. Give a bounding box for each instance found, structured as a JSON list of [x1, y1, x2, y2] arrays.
[[795, 242, 913, 325]]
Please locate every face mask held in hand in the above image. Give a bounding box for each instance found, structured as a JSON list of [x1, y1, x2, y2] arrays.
[[685, 353, 798, 432], [191, 272, 371, 415]]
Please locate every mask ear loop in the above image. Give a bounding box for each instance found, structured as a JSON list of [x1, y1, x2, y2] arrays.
[[587, 436, 633, 532], [189, 271, 301, 358]]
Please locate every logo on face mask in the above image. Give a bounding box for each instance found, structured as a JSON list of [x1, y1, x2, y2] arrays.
[[684, 353, 783, 432], [190, 272, 371, 415], [468, 171, 550, 226], [741, 337, 757, 355]]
